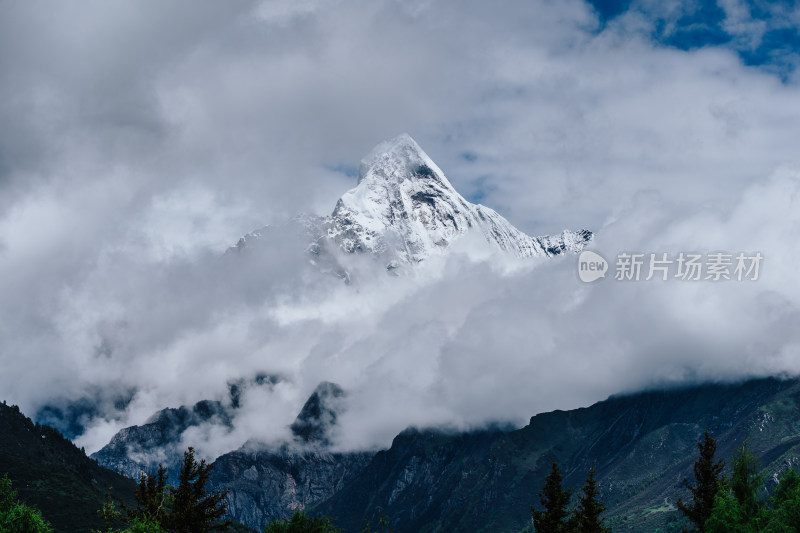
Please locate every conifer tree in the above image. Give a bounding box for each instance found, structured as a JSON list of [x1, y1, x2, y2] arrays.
[[572, 463, 610, 533], [362, 510, 394, 533], [728, 440, 763, 521], [764, 469, 800, 530], [101, 448, 231, 532], [704, 440, 766, 532], [167, 447, 230, 533], [532, 458, 573, 533], [264, 510, 341, 532], [132, 465, 170, 524], [677, 430, 725, 532]]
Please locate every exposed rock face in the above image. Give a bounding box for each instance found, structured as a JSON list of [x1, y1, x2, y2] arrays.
[[91, 399, 233, 479], [92, 381, 376, 531], [290, 382, 346, 445], [90, 135, 596, 530], [91, 375, 281, 480], [207, 381, 373, 530], [209, 443, 373, 530], [67, 377, 800, 532], [315, 378, 800, 533], [324, 134, 591, 263], [232, 134, 592, 269]]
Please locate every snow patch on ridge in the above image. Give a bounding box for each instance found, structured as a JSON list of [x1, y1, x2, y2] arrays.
[[233, 134, 592, 268]]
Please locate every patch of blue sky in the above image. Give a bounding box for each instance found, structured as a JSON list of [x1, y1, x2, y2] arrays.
[[586, 0, 800, 80], [326, 163, 359, 179], [464, 175, 497, 205]]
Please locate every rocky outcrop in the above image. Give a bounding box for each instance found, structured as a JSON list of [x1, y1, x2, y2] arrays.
[[316, 378, 800, 533], [210, 443, 373, 530], [232, 134, 592, 269]]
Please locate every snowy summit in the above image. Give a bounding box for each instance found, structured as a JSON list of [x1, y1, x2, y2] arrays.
[[235, 134, 592, 268]]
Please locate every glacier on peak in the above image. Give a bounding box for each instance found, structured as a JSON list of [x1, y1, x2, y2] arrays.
[[233, 134, 592, 267]]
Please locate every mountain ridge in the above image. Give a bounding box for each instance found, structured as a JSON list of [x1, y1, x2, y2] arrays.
[[86, 376, 800, 532], [232, 134, 592, 268], [0, 401, 137, 532], [91, 381, 377, 531], [314, 376, 800, 532]]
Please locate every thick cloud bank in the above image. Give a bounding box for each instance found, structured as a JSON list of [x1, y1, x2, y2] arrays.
[[1, 0, 800, 457]]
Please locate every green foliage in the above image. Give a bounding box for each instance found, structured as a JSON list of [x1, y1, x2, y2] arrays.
[[93, 510, 168, 533], [532, 458, 572, 533], [702, 442, 800, 533], [361, 510, 394, 533], [729, 441, 764, 521], [97, 448, 230, 533], [263, 510, 342, 533], [704, 489, 752, 533], [0, 474, 15, 511], [0, 474, 54, 533], [1, 505, 55, 533], [125, 517, 169, 533], [704, 441, 766, 532], [528, 460, 611, 533], [0, 402, 137, 532], [94, 488, 124, 532], [765, 469, 800, 531], [572, 463, 610, 533], [677, 430, 725, 532], [167, 447, 230, 533], [133, 465, 171, 525]]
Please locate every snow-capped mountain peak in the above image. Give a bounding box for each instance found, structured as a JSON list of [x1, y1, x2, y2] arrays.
[[324, 134, 591, 264], [356, 133, 450, 186], [232, 134, 592, 267]]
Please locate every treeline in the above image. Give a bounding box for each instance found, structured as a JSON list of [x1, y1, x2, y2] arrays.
[[1, 445, 392, 533], [677, 431, 800, 532], [1, 447, 231, 533], [6, 433, 800, 532], [528, 461, 611, 533], [528, 430, 800, 533]]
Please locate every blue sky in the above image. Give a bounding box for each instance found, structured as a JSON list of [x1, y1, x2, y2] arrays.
[[2, 0, 800, 454], [589, 0, 800, 78]]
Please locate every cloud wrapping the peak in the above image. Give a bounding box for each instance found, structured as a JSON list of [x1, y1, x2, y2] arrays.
[[0, 0, 799, 456]]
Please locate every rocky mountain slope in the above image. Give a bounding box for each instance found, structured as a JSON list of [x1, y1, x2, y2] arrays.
[[92, 381, 376, 531], [17, 377, 800, 532], [233, 134, 592, 269], [208, 382, 374, 530], [0, 401, 136, 532], [209, 442, 372, 530], [91, 398, 234, 480], [314, 377, 800, 533], [91, 375, 280, 480]]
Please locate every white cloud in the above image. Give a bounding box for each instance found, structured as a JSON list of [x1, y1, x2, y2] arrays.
[[1, 0, 800, 457]]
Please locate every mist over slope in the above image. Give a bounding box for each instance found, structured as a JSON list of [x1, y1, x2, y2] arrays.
[[316, 377, 800, 533], [38, 136, 800, 465], [0, 0, 799, 474], [62, 134, 593, 456]]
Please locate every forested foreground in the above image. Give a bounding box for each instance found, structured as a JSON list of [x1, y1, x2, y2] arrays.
[[527, 431, 800, 532], [6, 431, 800, 532], [9, 381, 800, 533], [1, 446, 385, 533]]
